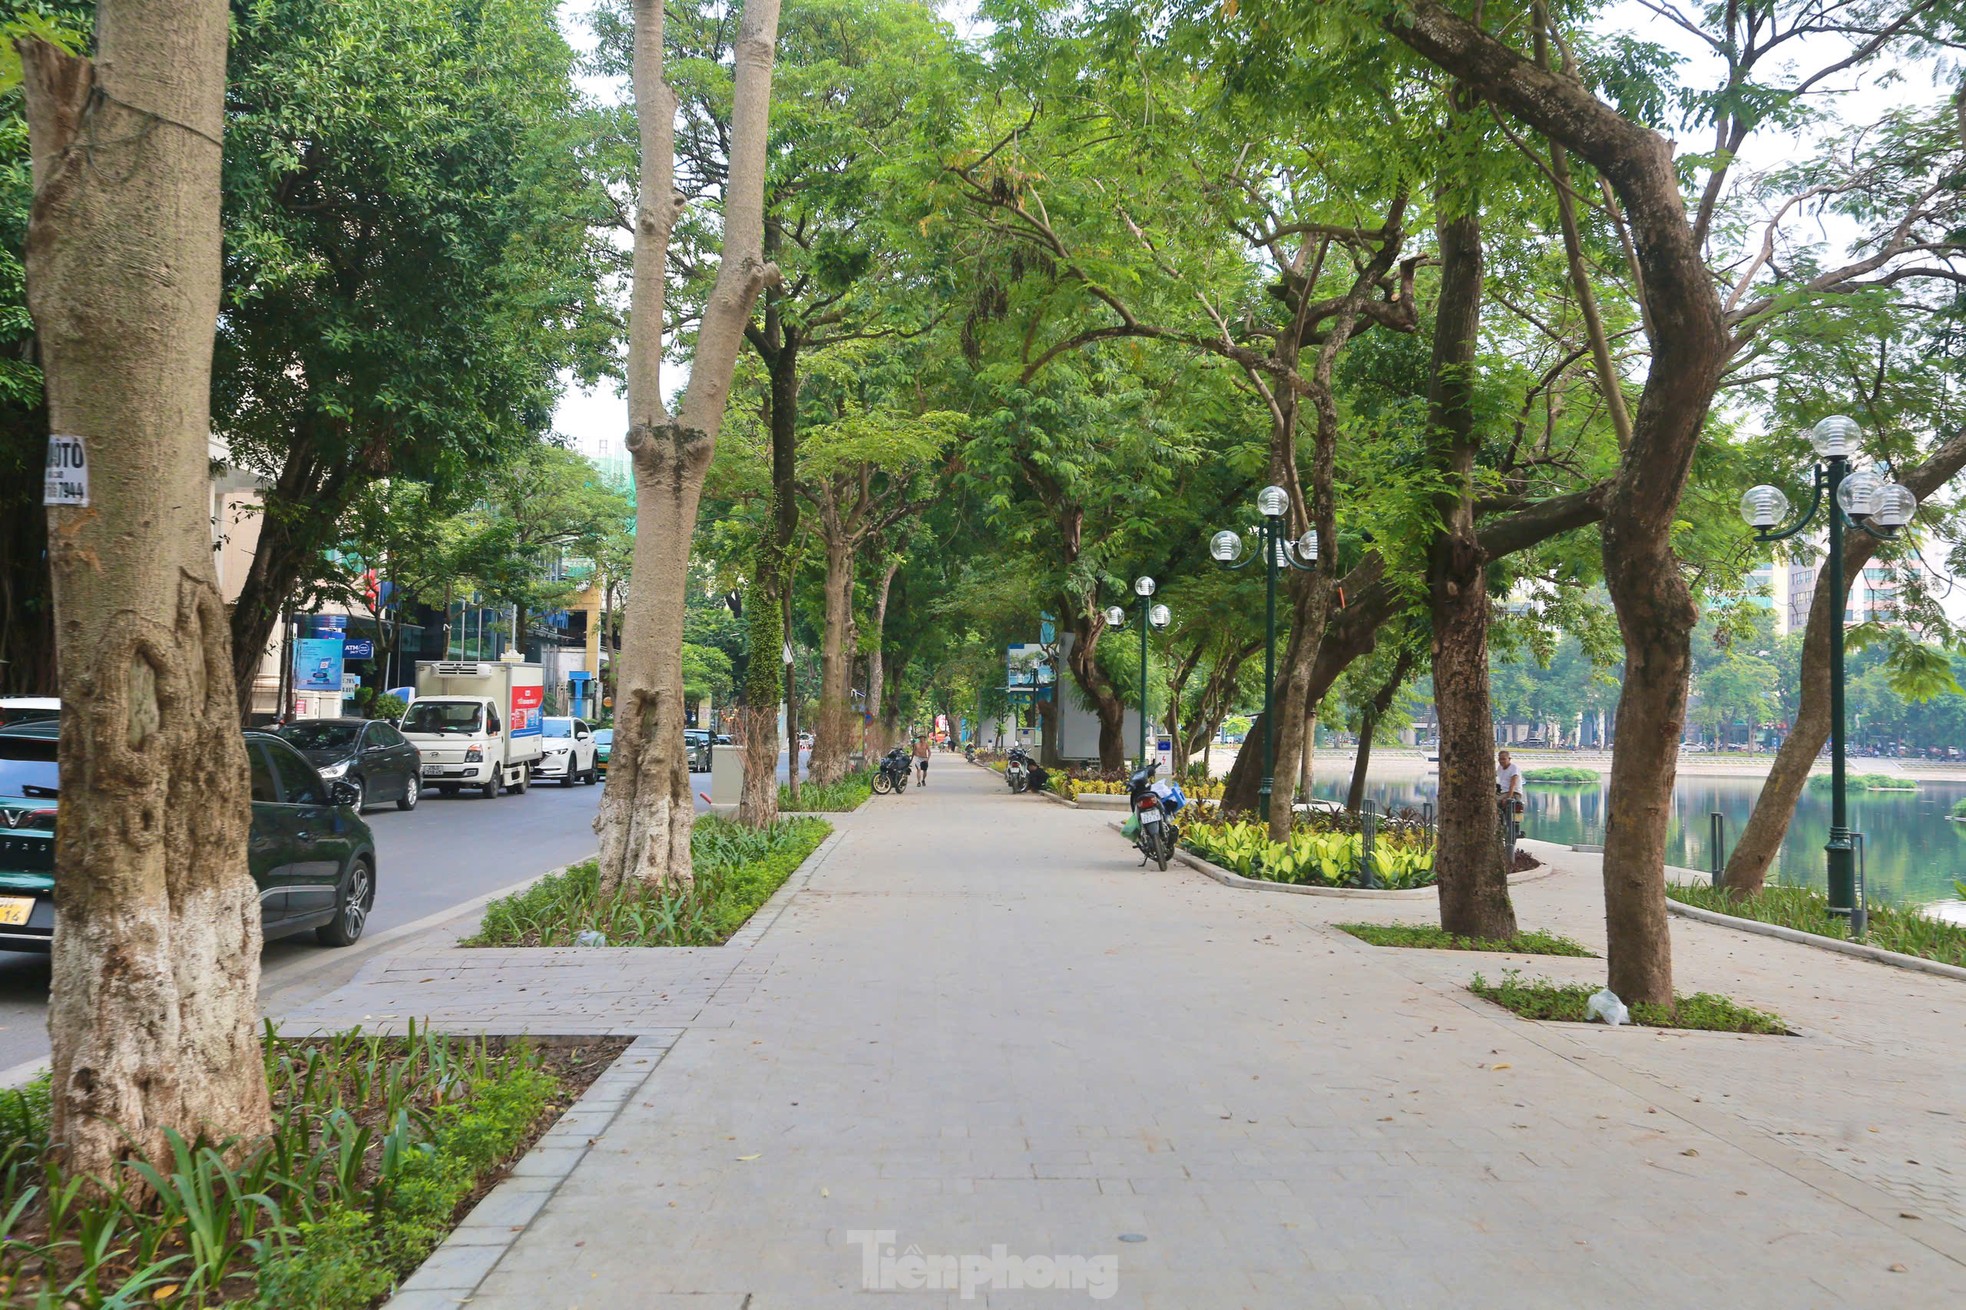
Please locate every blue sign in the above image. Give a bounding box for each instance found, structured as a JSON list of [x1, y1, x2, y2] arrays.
[[342, 638, 375, 661], [293, 638, 345, 692]]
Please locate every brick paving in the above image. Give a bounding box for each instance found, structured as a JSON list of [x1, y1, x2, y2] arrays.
[[331, 763, 1963, 1308]]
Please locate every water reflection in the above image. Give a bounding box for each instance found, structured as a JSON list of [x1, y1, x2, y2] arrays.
[[1311, 774, 1966, 908]]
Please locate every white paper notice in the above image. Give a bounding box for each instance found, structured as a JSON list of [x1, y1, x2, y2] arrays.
[[43, 434, 88, 506]]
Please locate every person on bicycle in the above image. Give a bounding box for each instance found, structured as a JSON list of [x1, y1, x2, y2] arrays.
[[1496, 748, 1524, 869], [912, 735, 931, 786]]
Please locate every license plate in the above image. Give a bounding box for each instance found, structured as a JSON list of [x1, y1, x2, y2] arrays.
[[1140, 810, 1161, 825], [423, 765, 445, 776], [0, 897, 33, 926]]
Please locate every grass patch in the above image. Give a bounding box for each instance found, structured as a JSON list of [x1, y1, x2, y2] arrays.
[[465, 815, 830, 947], [1667, 882, 1966, 969], [781, 768, 872, 812], [1523, 766, 1598, 784], [1807, 771, 1916, 791], [1469, 969, 1788, 1034], [1338, 922, 1594, 956], [0, 1024, 625, 1307]]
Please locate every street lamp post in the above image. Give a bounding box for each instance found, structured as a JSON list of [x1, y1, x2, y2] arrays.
[[1741, 414, 1918, 938], [1103, 579, 1171, 768], [1209, 485, 1319, 822]]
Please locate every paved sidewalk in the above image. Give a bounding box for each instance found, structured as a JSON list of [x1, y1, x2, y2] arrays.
[[336, 764, 1965, 1308]]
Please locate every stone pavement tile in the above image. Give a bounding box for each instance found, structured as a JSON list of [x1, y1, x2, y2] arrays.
[[442, 768, 1966, 1307]]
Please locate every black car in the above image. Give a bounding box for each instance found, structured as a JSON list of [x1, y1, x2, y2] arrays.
[[0, 722, 378, 952], [274, 717, 421, 812]]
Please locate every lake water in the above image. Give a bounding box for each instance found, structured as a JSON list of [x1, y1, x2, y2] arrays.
[[1310, 773, 1966, 909]]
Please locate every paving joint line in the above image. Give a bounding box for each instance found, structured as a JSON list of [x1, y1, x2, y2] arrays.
[[380, 1031, 680, 1309], [1369, 943, 1966, 1267]]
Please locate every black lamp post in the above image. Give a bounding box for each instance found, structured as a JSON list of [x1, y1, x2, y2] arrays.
[[1104, 578, 1170, 768], [1209, 484, 1318, 822], [1742, 414, 1918, 938]]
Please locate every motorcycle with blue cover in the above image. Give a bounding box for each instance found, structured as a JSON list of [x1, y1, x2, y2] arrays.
[[1122, 759, 1186, 870]]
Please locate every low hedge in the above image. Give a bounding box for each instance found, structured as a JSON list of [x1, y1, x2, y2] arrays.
[[466, 816, 831, 947]]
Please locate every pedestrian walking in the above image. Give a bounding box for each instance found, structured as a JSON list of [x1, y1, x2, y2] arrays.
[[1495, 748, 1524, 869], [913, 735, 931, 787]]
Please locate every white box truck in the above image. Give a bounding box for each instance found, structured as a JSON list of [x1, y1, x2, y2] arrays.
[[401, 654, 545, 798]]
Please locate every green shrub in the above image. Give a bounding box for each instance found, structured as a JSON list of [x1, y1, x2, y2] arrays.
[[1469, 969, 1788, 1033], [781, 769, 873, 812], [1180, 814, 1436, 889], [1807, 772, 1915, 791], [1523, 766, 1598, 784], [1667, 882, 1966, 968], [2, 1026, 574, 1308], [1950, 797, 1966, 819], [466, 816, 831, 947], [1338, 922, 1593, 956]]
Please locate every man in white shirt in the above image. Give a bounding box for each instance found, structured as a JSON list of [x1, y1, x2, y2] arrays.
[[1496, 750, 1524, 867]]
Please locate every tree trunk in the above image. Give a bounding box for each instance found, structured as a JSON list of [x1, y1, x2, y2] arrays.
[[1063, 615, 1126, 771], [1346, 647, 1415, 815], [737, 303, 799, 828], [1722, 426, 1966, 893], [1299, 710, 1315, 801], [20, 10, 271, 1180], [809, 535, 855, 785], [863, 555, 901, 759], [1424, 201, 1517, 939], [595, 0, 781, 895], [1389, 0, 1732, 1004]]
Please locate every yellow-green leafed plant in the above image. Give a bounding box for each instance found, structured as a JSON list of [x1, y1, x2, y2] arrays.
[[1179, 816, 1437, 890]]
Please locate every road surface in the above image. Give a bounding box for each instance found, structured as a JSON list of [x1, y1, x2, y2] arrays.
[[0, 747, 807, 1074]]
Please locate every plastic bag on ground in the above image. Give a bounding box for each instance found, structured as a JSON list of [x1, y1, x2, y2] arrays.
[[1585, 987, 1629, 1026], [575, 929, 608, 947]]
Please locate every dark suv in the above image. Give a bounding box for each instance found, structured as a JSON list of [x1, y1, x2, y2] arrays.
[[0, 722, 377, 952]]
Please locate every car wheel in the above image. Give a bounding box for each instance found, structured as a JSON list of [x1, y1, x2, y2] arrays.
[[481, 772, 500, 799], [346, 776, 365, 812], [562, 768, 576, 787], [513, 768, 528, 795], [397, 774, 419, 811], [316, 858, 373, 947], [585, 764, 598, 785]]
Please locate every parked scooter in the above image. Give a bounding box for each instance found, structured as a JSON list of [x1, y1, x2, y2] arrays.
[[1005, 745, 1030, 792], [872, 745, 912, 795], [964, 742, 976, 764], [1124, 759, 1186, 870]]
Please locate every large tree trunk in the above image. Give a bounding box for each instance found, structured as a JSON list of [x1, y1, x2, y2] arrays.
[[1722, 427, 1966, 893], [809, 535, 855, 785], [1063, 615, 1127, 771], [1390, 0, 1731, 1005], [20, 9, 271, 1180], [595, 0, 781, 894], [1425, 202, 1517, 938], [737, 305, 799, 828]]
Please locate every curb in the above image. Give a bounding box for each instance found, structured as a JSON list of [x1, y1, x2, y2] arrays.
[[1665, 895, 1966, 984], [380, 1032, 679, 1310]]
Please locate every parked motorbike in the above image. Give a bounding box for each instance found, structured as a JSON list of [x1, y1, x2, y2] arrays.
[[1124, 759, 1186, 870], [964, 742, 976, 763], [1005, 745, 1030, 793], [872, 745, 912, 795]]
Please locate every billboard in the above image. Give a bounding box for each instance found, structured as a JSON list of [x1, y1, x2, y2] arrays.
[[509, 683, 544, 738], [1006, 643, 1052, 689], [293, 638, 344, 693]]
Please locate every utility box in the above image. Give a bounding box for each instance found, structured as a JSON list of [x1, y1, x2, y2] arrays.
[[710, 742, 743, 804]]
